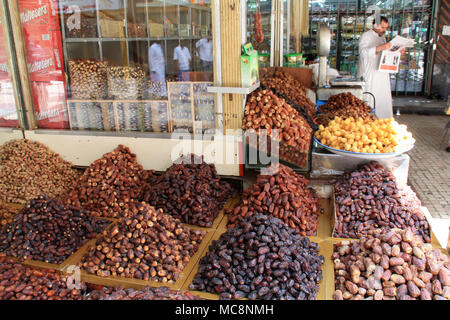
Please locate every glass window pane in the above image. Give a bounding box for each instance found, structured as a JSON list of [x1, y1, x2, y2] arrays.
[[247, 0, 272, 56], [0, 17, 18, 128], [301, 0, 431, 93], [18, 0, 214, 133]]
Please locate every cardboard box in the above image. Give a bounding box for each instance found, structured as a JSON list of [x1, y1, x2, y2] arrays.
[[64, 198, 237, 290], [241, 43, 259, 87], [331, 188, 444, 248]]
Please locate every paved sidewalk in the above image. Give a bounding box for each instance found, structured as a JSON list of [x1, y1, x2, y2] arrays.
[[396, 114, 450, 219], [393, 96, 447, 113]]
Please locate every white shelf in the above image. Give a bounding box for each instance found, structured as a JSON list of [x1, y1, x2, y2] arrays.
[[206, 82, 260, 95]]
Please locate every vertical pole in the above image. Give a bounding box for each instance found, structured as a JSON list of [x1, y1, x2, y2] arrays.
[[145, 0, 150, 51], [212, 0, 223, 134], [270, 0, 276, 66], [286, 0, 290, 55], [219, 0, 242, 130], [58, 0, 69, 80], [96, 0, 103, 61], [167, 82, 173, 132], [66, 102, 73, 130], [425, 0, 439, 96], [7, 0, 36, 129], [337, 13, 342, 71], [190, 82, 195, 133], [241, 0, 247, 45], [293, 0, 300, 53], [124, 0, 129, 66]]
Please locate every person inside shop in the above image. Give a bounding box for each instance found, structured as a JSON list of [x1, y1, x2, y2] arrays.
[[148, 39, 167, 96], [195, 32, 213, 71], [173, 38, 192, 81], [357, 16, 405, 119]]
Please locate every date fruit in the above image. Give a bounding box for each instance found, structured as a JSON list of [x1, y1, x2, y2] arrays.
[[226, 163, 320, 236], [190, 214, 324, 300], [0, 196, 109, 264], [79, 201, 205, 283], [333, 228, 449, 300], [143, 154, 231, 228]]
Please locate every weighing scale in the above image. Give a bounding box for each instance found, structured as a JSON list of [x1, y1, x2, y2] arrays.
[[315, 24, 367, 102]]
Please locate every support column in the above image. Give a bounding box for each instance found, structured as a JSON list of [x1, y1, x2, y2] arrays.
[[218, 0, 242, 131], [7, 0, 36, 129], [0, 0, 25, 129]]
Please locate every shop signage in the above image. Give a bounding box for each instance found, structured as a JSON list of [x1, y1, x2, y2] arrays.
[[18, 1, 68, 129]]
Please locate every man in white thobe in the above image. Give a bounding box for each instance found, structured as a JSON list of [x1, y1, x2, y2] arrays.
[[148, 40, 167, 96], [357, 16, 400, 119], [173, 39, 192, 81], [196, 35, 213, 71]]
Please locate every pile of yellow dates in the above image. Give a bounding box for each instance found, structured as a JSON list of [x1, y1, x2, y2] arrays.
[[315, 117, 415, 153]]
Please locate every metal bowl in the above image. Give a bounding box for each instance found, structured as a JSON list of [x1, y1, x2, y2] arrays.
[[313, 137, 414, 159]]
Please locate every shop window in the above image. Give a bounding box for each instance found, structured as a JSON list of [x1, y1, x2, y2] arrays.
[[301, 0, 432, 94], [18, 0, 215, 133], [0, 16, 18, 128]]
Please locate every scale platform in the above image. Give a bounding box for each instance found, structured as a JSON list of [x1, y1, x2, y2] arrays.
[[316, 86, 364, 101], [329, 77, 365, 87], [316, 77, 365, 101]]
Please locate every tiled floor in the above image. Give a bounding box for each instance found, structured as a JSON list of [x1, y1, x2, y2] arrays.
[[396, 114, 450, 219]]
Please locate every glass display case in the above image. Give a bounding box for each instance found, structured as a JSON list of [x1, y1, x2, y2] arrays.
[[14, 0, 215, 133]]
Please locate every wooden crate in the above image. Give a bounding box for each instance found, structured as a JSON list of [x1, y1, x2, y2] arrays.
[[74, 226, 215, 291], [3, 220, 113, 272], [183, 227, 328, 300]]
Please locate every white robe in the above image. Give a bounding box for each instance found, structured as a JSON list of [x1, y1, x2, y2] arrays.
[[357, 29, 393, 119]]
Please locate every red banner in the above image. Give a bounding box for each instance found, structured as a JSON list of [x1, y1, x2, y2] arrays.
[[19, 0, 59, 31], [31, 81, 69, 129], [24, 30, 65, 82], [19, 0, 68, 129], [20, 0, 64, 82]]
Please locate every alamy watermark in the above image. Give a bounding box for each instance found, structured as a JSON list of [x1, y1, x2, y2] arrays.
[[64, 265, 82, 290], [169, 122, 281, 175]]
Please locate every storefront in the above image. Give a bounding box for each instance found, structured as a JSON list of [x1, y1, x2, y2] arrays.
[[300, 0, 436, 95], [0, 0, 448, 302], [0, 0, 440, 165], [0, 0, 310, 174]]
